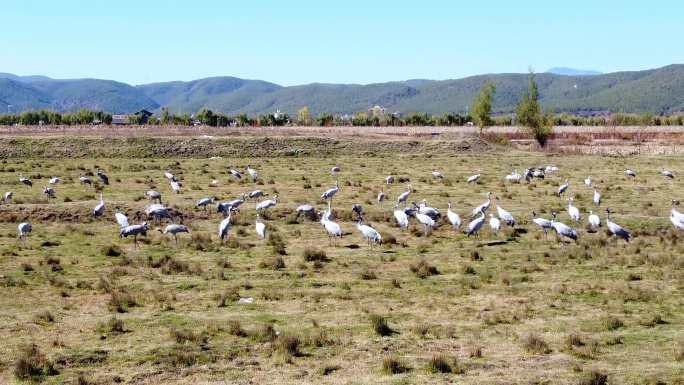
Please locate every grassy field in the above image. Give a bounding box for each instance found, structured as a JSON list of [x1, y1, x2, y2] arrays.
[[1, 141, 684, 384]]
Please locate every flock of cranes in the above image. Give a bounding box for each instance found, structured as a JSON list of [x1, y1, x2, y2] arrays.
[[5, 163, 684, 251]]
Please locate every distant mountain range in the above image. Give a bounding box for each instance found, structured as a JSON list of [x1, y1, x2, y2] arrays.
[[1, 65, 684, 115], [546, 67, 603, 76]]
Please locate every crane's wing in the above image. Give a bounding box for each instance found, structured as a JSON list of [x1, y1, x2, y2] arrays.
[[115, 212, 129, 228]]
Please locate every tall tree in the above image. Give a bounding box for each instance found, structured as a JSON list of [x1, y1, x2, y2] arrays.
[[471, 81, 496, 135], [297, 106, 311, 126], [516, 73, 551, 147]]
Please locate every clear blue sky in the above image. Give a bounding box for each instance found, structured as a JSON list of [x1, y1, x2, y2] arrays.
[[2, 0, 682, 85]]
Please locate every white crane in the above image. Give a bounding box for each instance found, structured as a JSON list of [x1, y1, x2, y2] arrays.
[[322, 200, 334, 222], [18, 222, 32, 241], [321, 181, 340, 201], [295, 204, 317, 221], [158, 224, 189, 245], [3, 191, 13, 202], [145, 190, 162, 203], [466, 209, 486, 238], [446, 201, 462, 229], [218, 209, 235, 243], [671, 200, 684, 223], [414, 211, 435, 236], [96, 169, 109, 185], [229, 169, 242, 179], [43, 186, 56, 201], [93, 192, 105, 217], [625, 169, 637, 178], [116, 213, 149, 248], [397, 184, 412, 204], [545, 166, 559, 173], [164, 171, 177, 182], [472, 192, 492, 217], [505, 170, 522, 183], [170, 180, 181, 194], [467, 173, 481, 183], [489, 214, 501, 233], [670, 209, 684, 231], [661, 169, 675, 179], [196, 197, 214, 210], [79, 175, 92, 185], [416, 200, 440, 220], [218, 194, 246, 216], [532, 211, 553, 239], [584, 176, 592, 188], [356, 218, 382, 248], [19, 176, 32, 188], [246, 164, 258, 181], [385, 175, 395, 184], [588, 210, 601, 230], [550, 212, 578, 242], [255, 214, 266, 239], [49, 177, 60, 185], [432, 171, 444, 179], [331, 166, 341, 176], [249, 190, 267, 199], [393, 204, 409, 230], [593, 189, 601, 206], [558, 179, 569, 197], [495, 197, 515, 226], [145, 203, 173, 223], [256, 195, 278, 212], [320, 216, 342, 245], [377, 188, 386, 208], [605, 208, 631, 243], [568, 198, 580, 222]]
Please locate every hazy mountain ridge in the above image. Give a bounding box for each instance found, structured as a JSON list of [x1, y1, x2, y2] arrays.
[[1, 65, 683, 115]]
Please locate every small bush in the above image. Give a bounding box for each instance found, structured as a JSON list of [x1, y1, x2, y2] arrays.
[[603, 316, 624, 331], [228, 320, 247, 337], [170, 328, 209, 346], [258, 256, 286, 270], [369, 314, 393, 336], [274, 335, 301, 357], [359, 269, 377, 280], [522, 333, 551, 354], [381, 356, 410, 374], [578, 371, 608, 385], [98, 317, 126, 335], [303, 247, 328, 262], [268, 233, 287, 255], [252, 324, 277, 342], [109, 290, 138, 313], [101, 244, 122, 257], [410, 259, 439, 279], [34, 310, 55, 325], [426, 355, 459, 374], [217, 287, 240, 307], [14, 344, 58, 381]]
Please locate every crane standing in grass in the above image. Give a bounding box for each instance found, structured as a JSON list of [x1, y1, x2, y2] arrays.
[[158, 224, 189, 245]]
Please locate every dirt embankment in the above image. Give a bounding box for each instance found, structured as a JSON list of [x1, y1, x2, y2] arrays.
[[0, 136, 493, 159]]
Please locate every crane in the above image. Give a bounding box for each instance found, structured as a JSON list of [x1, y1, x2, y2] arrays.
[[93, 192, 105, 217], [605, 208, 631, 243], [397, 184, 412, 204], [218, 209, 235, 243], [568, 198, 581, 222], [588, 210, 600, 230], [96, 169, 109, 185], [495, 197, 515, 226], [158, 224, 189, 245], [550, 211, 578, 242], [356, 217, 382, 248], [447, 201, 462, 229], [593, 189, 601, 206], [466, 208, 486, 238], [393, 204, 409, 230], [246, 165, 258, 181], [116, 213, 149, 248], [472, 192, 492, 217], [18, 222, 32, 241], [255, 213, 266, 239], [531, 211, 553, 239]]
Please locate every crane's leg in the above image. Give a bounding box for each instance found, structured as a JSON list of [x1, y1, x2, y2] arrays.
[[133, 235, 138, 249], [174, 234, 178, 246]]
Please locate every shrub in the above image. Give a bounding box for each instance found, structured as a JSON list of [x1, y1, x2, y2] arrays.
[[34, 310, 55, 324], [109, 290, 138, 313], [258, 256, 286, 270], [101, 244, 122, 257], [381, 357, 409, 374], [170, 328, 208, 346], [410, 259, 439, 279], [268, 233, 287, 255], [603, 316, 624, 331], [359, 269, 377, 280], [426, 355, 459, 374], [578, 371, 608, 385], [14, 344, 58, 381], [252, 324, 277, 343], [522, 333, 551, 354], [98, 317, 126, 335], [369, 314, 393, 336], [228, 320, 247, 337], [302, 247, 328, 262], [274, 335, 301, 357], [216, 287, 240, 307]]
